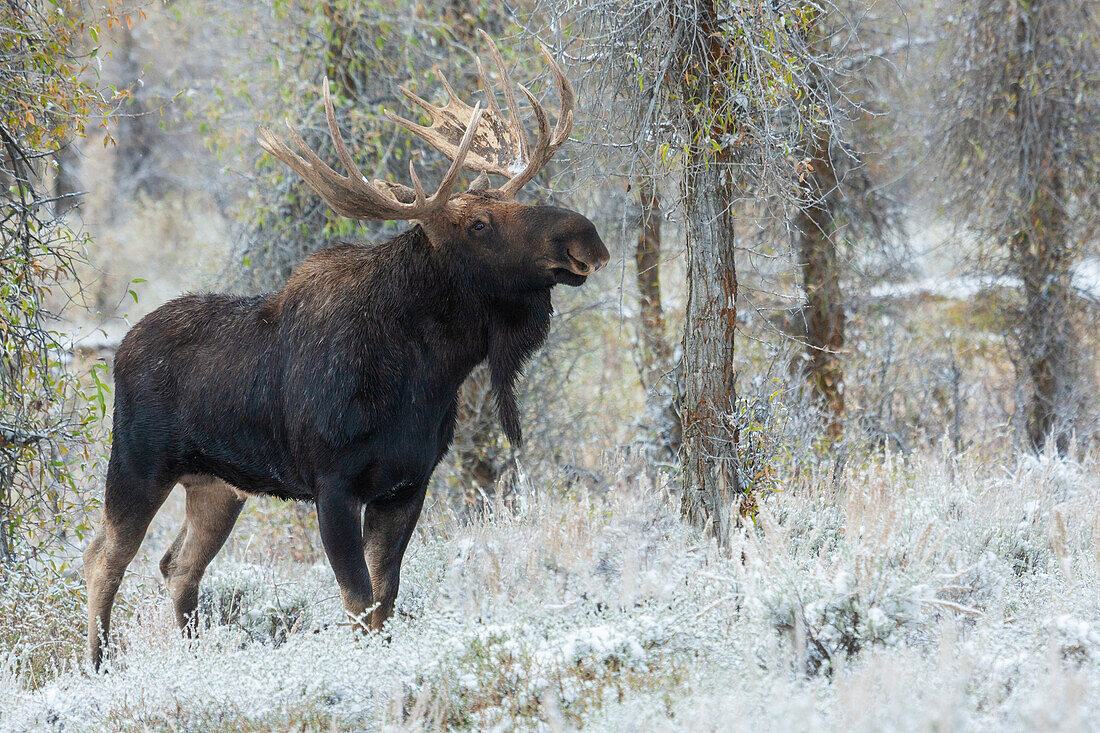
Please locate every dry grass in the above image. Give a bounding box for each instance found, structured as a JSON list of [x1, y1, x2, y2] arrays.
[[1, 445, 1098, 731]]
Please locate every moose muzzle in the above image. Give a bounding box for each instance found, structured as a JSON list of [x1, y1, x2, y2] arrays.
[[551, 211, 610, 282]]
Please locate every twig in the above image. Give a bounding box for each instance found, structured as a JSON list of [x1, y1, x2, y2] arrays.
[[922, 598, 984, 618]]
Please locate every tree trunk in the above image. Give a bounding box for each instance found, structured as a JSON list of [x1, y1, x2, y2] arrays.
[[674, 0, 741, 546], [795, 127, 845, 441], [112, 24, 157, 209], [634, 175, 670, 393], [1010, 1, 1076, 454], [679, 153, 739, 545], [635, 173, 682, 463], [54, 140, 81, 215], [1016, 173, 1074, 453]]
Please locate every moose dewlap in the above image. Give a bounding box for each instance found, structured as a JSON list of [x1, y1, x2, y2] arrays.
[[83, 31, 608, 671]]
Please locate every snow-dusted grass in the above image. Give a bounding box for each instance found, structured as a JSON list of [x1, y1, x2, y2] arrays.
[[2, 448, 1099, 731]]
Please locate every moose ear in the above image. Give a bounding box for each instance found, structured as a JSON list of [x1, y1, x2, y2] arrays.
[[467, 171, 492, 192]]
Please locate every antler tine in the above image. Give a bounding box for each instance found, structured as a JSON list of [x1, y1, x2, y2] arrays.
[[397, 85, 438, 117], [539, 41, 575, 147], [321, 79, 377, 193], [379, 32, 574, 191], [516, 84, 551, 163], [475, 55, 504, 122], [257, 125, 310, 175], [260, 117, 401, 219], [496, 94, 545, 198], [394, 101, 483, 214], [273, 33, 575, 210], [258, 79, 483, 221], [385, 71, 517, 178], [494, 37, 576, 197], [386, 103, 432, 139], [407, 159, 427, 206], [435, 72, 464, 109], [477, 29, 530, 164]]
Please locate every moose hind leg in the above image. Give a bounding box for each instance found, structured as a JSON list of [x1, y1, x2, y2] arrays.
[[159, 524, 188, 582], [362, 486, 427, 631], [160, 476, 245, 633], [84, 460, 175, 671]]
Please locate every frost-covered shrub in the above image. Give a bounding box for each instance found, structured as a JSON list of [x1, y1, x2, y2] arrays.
[[197, 563, 328, 646], [1047, 615, 1100, 666], [774, 572, 920, 674], [403, 620, 675, 728], [733, 449, 1080, 676], [745, 543, 928, 675], [0, 563, 86, 688], [976, 498, 1054, 576], [2, 448, 1098, 731]]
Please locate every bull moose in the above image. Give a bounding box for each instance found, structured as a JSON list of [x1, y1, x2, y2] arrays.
[[84, 31, 608, 670]]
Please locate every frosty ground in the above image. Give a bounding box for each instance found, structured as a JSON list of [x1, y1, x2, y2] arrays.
[[1, 447, 1098, 731]]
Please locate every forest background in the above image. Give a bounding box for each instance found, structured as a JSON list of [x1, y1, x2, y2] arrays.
[[1, 0, 1099, 730]]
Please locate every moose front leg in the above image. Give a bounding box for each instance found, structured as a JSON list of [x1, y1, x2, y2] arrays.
[[316, 488, 373, 631], [362, 485, 427, 630]]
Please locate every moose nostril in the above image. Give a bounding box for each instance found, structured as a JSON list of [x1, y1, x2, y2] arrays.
[[566, 250, 591, 275]]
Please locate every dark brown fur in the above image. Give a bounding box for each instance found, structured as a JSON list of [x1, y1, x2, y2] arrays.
[[84, 192, 608, 669]]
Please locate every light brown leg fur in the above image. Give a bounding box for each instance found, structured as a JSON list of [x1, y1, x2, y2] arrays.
[[84, 470, 174, 671], [159, 476, 245, 632], [362, 489, 425, 631]]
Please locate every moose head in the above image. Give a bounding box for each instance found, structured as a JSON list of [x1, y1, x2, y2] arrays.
[[258, 30, 609, 295]]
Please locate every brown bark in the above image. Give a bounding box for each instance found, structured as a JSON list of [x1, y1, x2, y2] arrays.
[[1016, 174, 1074, 453], [1010, 1, 1076, 453], [795, 127, 845, 441], [634, 176, 670, 393], [679, 153, 739, 545], [675, 0, 741, 546]]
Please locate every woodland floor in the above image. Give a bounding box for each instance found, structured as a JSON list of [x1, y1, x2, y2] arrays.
[[2, 447, 1099, 731]]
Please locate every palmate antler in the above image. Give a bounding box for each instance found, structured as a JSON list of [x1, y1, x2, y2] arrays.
[[386, 30, 575, 198], [258, 78, 483, 221], [257, 32, 575, 221]]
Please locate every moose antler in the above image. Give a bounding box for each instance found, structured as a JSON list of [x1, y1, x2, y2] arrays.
[[258, 78, 483, 221], [385, 30, 575, 198]]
